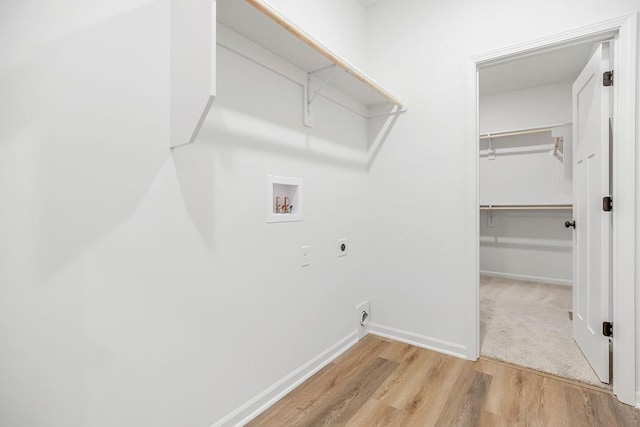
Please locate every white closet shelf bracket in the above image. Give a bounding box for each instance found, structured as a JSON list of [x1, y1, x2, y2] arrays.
[[304, 64, 337, 126], [365, 105, 408, 119], [552, 136, 564, 158], [170, 95, 216, 151], [488, 136, 496, 160]]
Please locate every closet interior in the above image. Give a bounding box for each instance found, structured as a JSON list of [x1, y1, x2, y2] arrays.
[[478, 42, 608, 387]]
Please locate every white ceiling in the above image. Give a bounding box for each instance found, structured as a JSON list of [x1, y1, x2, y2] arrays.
[[359, 0, 390, 8], [480, 42, 596, 96]]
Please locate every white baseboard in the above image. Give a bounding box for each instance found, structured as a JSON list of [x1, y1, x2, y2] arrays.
[[211, 332, 359, 427], [368, 323, 467, 359], [636, 391, 640, 410], [480, 270, 572, 287]]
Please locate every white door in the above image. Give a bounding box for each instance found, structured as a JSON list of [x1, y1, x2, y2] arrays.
[[572, 42, 612, 383]]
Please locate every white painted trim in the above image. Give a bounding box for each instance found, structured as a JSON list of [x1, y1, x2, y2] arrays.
[[470, 15, 628, 66], [466, 14, 638, 406], [368, 323, 467, 359], [217, 24, 369, 118], [465, 56, 480, 362], [211, 332, 358, 427], [480, 271, 572, 287], [610, 12, 638, 407]]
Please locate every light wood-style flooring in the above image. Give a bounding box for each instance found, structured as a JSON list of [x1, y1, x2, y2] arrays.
[[247, 335, 639, 426]]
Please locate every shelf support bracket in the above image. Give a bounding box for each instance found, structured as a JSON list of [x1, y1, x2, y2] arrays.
[[488, 206, 494, 227], [304, 64, 337, 127], [367, 106, 408, 119], [488, 136, 496, 160]]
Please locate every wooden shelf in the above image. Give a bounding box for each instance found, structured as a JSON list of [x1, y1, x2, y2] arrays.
[[479, 125, 557, 141], [216, 0, 404, 112], [480, 204, 573, 211]]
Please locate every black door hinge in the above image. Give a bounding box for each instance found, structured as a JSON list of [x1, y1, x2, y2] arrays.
[[603, 196, 613, 212], [603, 70, 614, 86], [603, 321, 613, 337]]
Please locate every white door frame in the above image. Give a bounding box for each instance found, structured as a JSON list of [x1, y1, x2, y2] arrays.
[[465, 14, 638, 406]]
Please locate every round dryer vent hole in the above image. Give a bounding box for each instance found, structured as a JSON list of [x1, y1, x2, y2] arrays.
[[360, 310, 369, 326]]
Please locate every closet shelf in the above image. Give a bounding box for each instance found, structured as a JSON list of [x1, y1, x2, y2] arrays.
[[217, 0, 405, 125], [479, 124, 568, 140], [480, 204, 573, 211], [479, 123, 570, 161]]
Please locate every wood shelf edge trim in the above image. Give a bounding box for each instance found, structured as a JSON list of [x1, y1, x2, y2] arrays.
[[479, 205, 573, 210], [479, 123, 570, 140], [245, 0, 404, 107], [479, 127, 553, 140]]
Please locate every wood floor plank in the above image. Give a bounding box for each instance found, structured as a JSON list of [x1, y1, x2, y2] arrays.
[[481, 360, 522, 420], [372, 345, 437, 409], [535, 377, 571, 427], [332, 335, 390, 368], [434, 364, 492, 426], [377, 339, 417, 363], [480, 356, 609, 393], [248, 337, 640, 426], [574, 385, 640, 427], [344, 398, 399, 427], [477, 410, 511, 427], [394, 355, 469, 425], [246, 361, 341, 426], [298, 357, 398, 426], [249, 335, 392, 426], [616, 395, 640, 426], [563, 385, 599, 426], [514, 369, 546, 424], [473, 358, 501, 376]]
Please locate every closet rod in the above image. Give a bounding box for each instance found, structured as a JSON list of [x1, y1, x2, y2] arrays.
[[479, 124, 564, 140], [246, 0, 404, 107], [480, 204, 573, 211]]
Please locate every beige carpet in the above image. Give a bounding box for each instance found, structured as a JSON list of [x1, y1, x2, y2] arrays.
[[480, 276, 608, 388]]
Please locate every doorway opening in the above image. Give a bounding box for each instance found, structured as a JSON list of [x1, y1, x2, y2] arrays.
[[466, 14, 638, 406], [477, 40, 609, 388]]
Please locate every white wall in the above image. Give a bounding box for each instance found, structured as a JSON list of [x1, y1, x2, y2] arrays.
[[0, 0, 371, 425], [178, 45, 371, 422], [480, 82, 573, 134], [479, 83, 573, 284], [363, 0, 639, 399], [479, 83, 573, 205], [3, 0, 640, 422], [0, 1, 171, 424], [267, 0, 368, 70], [479, 210, 573, 284], [479, 134, 571, 205]]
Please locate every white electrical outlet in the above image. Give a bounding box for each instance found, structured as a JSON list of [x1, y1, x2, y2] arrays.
[[301, 246, 310, 267], [338, 238, 348, 257]]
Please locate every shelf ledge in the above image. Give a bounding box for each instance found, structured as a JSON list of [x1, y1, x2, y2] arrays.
[[218, 0, 405, 127], [246, 0, 404, 108], [480, 204, 573, 211]]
